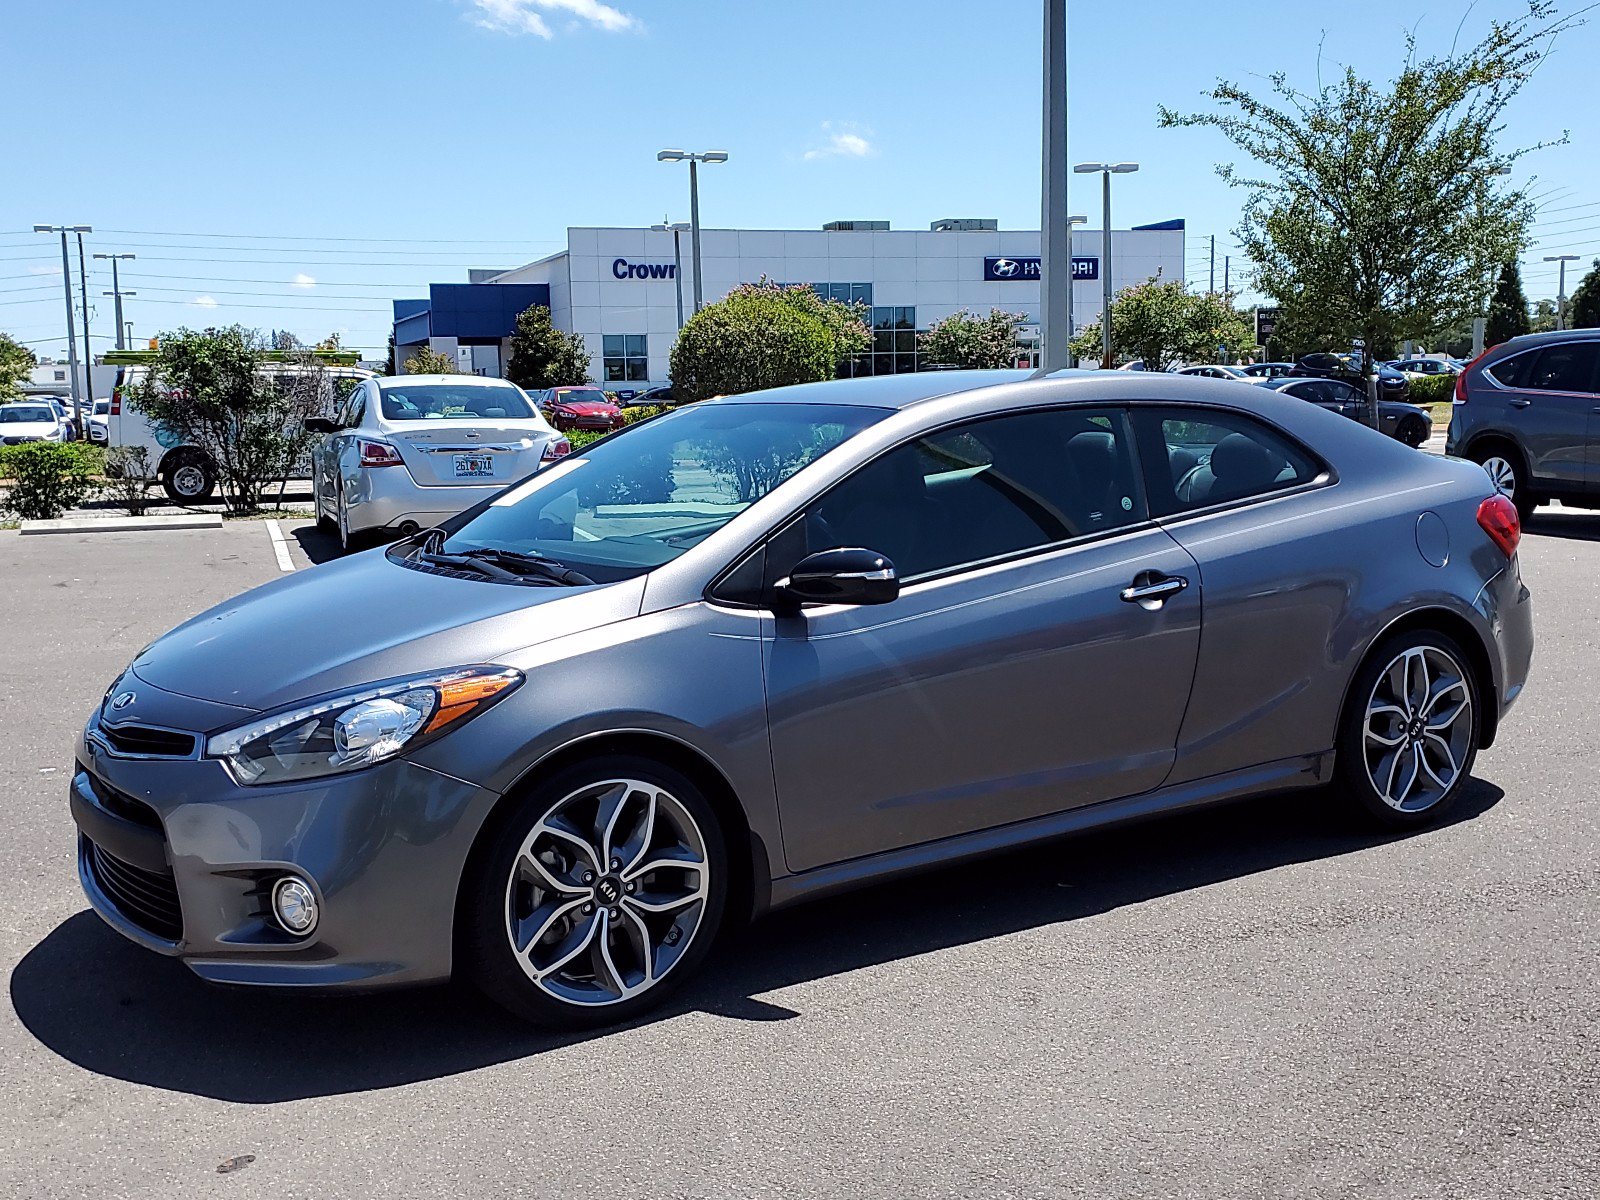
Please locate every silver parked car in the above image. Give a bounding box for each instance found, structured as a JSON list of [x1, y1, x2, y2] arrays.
[[72, 370, 1533, 1027], [308, 374, 568, 551]]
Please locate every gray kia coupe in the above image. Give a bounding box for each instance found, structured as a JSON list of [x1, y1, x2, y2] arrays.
[[70, 370, 1534, 1027]]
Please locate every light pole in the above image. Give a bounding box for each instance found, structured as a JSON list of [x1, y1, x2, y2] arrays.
[[1074, 162, 1139, 367], [95, 252, 136, 349], [1064, 214, 1088, 365], [1545, 254, 1580, 330], [1039, 0, 1070, 371], [657, 149, 728, 314], [33, 224, 91, 435], [651, 219, 691, 330]]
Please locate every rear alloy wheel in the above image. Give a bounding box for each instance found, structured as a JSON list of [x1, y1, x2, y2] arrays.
[[161, 452, 216, 505], [314, 467, 335, 533], [336, 489, 361, 554], [1473, 446, 1535, 523], [1399, 417, 1430, 448], [1336, 631, 1479, 827], [465, 757, 726, 1027]]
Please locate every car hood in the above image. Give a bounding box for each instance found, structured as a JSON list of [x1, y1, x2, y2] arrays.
[[130, 549, 646, 716], [555, 400, 617, 414], [1, 421, 58, 437]]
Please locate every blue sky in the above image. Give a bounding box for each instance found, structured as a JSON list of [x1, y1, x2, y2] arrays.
[[3, 0, 1596, 359]]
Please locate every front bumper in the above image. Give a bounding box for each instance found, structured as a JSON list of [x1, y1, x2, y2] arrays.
[[70, 696, 501, 991]]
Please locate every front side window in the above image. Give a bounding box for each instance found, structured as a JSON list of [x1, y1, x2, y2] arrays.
[[801, 408, 1146, 581], [1525, 342, 1599, 393], [1138, 407, 1320, 515], [445, 402, 885, 581], [379, 383, 534, 421]]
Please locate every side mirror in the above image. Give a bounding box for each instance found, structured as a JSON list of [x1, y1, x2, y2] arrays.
[[774, 547, 899, 611], [303, 416, 339, 434]]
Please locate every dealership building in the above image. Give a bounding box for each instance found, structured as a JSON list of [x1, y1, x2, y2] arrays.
[[391, 217, 1186, 389]]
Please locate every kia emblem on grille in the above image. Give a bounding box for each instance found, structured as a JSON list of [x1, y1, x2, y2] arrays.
[[111, 692, 137, 711]]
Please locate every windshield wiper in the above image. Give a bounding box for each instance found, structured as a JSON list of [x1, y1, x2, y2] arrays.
[[405, 528, 595, 586]]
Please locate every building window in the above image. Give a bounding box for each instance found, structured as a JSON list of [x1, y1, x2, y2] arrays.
[[860, 305, 919, 377], [603, 334, 648, 382]]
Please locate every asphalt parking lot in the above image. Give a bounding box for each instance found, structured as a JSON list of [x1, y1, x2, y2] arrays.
[[1, 513, 1597, 1199]]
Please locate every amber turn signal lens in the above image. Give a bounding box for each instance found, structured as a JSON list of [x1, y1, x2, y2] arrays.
[[424, 671, 521, 734]]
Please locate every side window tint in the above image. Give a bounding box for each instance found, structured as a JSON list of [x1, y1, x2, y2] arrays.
[[1526, 343, 1599, 393], [804, 408, 1146, 580], [1140, 408, 1320, 515], [1486, 352, 1530, 388]]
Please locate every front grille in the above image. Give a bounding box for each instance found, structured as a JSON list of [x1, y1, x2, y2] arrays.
[[85, 839, 183, 941], [81, 767, 164, 829], [100, 723, 197, 758]]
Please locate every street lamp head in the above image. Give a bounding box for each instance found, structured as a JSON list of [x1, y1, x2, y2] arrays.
[[1072, 163, 1107, 174], [657, 149, 686, 162], [93, 252, 136, 261], [651, 222, 691, 232], [32, 224, 53, 233], [1544, 254, 1581, 262], [1110, 162, 1140, 174], [700, 150, 730, 164], [1068, 215, 1089, 225]]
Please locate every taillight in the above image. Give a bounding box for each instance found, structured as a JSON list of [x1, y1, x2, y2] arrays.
[[1476, 493, 1521, 558], [358, 439, 403, 468], [1454, 344, 1498, 405], [109, 388, 121, 416], [542, 437, 571, 462]]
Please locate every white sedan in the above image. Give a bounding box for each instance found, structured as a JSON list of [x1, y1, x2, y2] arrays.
[[309, 375, 570, 553], [0, 402, 69, 445], [1175, 365, 1253, 380]]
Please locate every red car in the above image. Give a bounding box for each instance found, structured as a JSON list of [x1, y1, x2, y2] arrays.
[[535, 386, 624, 433]]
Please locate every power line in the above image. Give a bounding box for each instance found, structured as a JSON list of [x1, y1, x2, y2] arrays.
[[96, 227, 563, 246]]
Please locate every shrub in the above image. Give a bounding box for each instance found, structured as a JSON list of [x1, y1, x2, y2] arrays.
[[104, 445, 157, 515], [1406, 373, 1456, 405], [0, 442, 97, 520], [0, 440, 103, 481], [565, 428, 607, 450], [620, 404, 666, 426], [505, 304, 591, 389], [669, 289, 841, 403]]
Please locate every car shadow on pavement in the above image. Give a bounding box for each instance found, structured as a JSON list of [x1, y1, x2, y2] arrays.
[[1525, 511, 1600, 543], [288, 522, 343, 565], [11, 778, 1502, 1104]]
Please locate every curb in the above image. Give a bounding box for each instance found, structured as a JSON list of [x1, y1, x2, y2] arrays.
[[19, 514, 225, 536]]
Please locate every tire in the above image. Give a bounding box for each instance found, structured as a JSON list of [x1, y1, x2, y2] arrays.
[[1334, 629, 1481, 829], [336, 488, 362, 553], [314, 472, 336, 533], [463, 755, 728, 1028], [161, 451, 216, 505], [1470, 442, 1535, 524], [1399, 417, 1430, 448]]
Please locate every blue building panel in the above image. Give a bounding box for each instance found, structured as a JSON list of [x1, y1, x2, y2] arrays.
[[391, 284, 551, 347]]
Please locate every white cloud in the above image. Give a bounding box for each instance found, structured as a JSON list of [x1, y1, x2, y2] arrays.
[[192, 295, 218, 309], [803, 122, 874, 162], [466, 0, 635, 38], [26, 264, 61, 276], [292, 273, 317, 289]]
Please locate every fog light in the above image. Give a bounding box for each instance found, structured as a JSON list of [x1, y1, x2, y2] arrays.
[[271, 876, 319, 936]]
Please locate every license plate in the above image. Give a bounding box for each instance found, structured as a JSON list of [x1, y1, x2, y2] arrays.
[[454, 454, 494, 479]]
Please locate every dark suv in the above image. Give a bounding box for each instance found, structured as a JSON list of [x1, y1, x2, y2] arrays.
[[1447, 330, 1600, 520]]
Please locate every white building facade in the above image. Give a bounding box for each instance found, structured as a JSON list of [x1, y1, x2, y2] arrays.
[[394, 219, 1186, 391]]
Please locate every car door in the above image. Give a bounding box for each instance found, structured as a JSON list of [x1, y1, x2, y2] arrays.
[[1285, 379, 1343, 418], [329, 384, 370, 506], [1508, 340, 1600, 492], [1132, 405, 1349, 784], [761, 405, 1203, 873]]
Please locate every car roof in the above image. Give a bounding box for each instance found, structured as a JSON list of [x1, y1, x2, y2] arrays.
[[704, 369, 1038, 409], [1495, 328, 1600, 353], [374, 374, 519, 389]]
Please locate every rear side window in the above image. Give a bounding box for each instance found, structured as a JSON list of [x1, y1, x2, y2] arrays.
[[1485, 352, 1531, 388], [1136, 407, 1321, 516], [1525, 342, 1599, 393]]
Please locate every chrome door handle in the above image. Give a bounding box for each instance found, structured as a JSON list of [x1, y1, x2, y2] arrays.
[[1509, 398, 1532, 408], [1120, 575, 1188, 604]]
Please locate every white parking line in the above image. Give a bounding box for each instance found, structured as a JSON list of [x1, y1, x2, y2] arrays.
[[264, 520, 296, 573]]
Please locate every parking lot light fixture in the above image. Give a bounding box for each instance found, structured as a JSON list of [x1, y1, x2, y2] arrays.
[[1073, 163, 1139, 366], [651, 220, 692, 329], [658, 149, 730, 314], [1544, 254, 1581, 330]]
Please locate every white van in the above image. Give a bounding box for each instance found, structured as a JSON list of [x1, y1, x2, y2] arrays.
[[106, 350, 373, 503]]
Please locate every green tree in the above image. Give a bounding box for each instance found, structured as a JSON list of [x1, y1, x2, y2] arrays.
[[1565, 258, 1600, 330], [382, 332, 396, 376], [669, 284, 866, 402], [1530, 297, 1559, 334], [0, 332, 38, 403], [403, 345, 458, 374], [1485, 261, 1532, 346], [1158, 3, 1571, 380], [129, 326, 312, 514], [1070, 280, 1256, 371], [505, 303, 591, 389], [918, 308, 1029, 369]]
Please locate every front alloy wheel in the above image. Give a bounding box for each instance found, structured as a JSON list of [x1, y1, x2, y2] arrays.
[[466, 757, 726, 1027], [1337, 631, 1479, 827]]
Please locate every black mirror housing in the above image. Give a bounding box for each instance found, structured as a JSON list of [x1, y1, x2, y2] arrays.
[[303, 416, 339, 434], [775, 547, 899, 610]]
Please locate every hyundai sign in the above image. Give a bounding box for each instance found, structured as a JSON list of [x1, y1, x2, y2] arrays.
[[984, 256, 1098, 282]]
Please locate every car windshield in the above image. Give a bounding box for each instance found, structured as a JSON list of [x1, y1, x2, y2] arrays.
[[443, 401, 887, 580], [380, 384, 535, 421], [1, 406, 53, 423], [553, 389, 609, 407]]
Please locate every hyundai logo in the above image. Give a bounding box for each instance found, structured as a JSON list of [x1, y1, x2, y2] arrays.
[[110, 691, 137, 712], [991, 257, 1021, 278]]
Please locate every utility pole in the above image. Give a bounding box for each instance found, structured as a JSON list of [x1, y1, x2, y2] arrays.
[[76, 231, 93, 429], [33, 224, 91, 437], [1039, 0, 1070, 371], [1223, 255, 1230, 296], [1208, 235, 1215, 294], [95, 252, 137, 349]]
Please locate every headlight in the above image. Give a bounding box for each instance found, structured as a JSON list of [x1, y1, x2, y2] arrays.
[[205, 665, 522, 785]]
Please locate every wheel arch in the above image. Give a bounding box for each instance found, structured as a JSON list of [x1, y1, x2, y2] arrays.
[[1340, 605, 1501, 753], [156, 443, 211, 477], [451, 729, 770, 975]]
